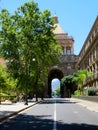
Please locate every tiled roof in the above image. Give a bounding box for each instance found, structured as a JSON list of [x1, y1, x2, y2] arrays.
[[53, 23, 65, 34]]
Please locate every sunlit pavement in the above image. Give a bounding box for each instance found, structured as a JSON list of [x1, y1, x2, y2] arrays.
[[0, 99, 42, 122], [70, 98, 98, 113]]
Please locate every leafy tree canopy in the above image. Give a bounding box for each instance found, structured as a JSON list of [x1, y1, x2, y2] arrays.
[[0, 0, 61, 93], [61, 75, 75, 89], [73, 69, 93, 89], [61, 69, 93, 93], [55, 87, 60, 96], [0, 64, 16, 92]]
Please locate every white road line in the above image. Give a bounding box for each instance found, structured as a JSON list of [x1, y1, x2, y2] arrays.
[[53, 99, 57, 130]]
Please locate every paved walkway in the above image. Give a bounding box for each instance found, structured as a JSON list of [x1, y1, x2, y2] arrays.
[[0, 99, 42, 122], [0, 98, 98, 122]]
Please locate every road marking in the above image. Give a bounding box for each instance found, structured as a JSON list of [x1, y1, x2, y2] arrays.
[[53, 99, 57, 130], [73, 111, 79, 114]]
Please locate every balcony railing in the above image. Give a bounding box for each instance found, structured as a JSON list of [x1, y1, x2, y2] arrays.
[[59, 55, 78, 63]]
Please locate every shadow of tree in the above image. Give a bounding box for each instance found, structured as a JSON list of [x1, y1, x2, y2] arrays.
[[41, 98, 77, 104], [0, 112, 98, 130], [0, 99, 98, 130]]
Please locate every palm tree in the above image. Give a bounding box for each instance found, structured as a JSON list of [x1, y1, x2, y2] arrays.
[[73, 69, 93, 95]]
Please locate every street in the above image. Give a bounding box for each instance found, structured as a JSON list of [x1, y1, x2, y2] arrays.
[[0, 98, 98, 130]]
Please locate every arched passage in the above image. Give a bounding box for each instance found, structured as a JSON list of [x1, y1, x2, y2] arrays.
[[48, 68, 64, 98]]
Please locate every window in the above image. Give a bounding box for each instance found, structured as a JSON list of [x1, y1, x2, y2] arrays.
[[66, 47, 71, 55]]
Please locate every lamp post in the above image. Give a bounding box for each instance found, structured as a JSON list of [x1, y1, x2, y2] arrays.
[[24, 57, 35, 105], [24, 55, 28, 105]]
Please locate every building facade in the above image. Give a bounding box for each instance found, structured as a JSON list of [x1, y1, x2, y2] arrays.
[[77, 16, 98, 89], [47, 15, 78, 97], [53, 15, 78, 76]]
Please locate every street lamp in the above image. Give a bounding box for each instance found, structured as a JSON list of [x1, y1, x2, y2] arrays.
[[24, 57, 35, 105], [24, 56, 28, 105]]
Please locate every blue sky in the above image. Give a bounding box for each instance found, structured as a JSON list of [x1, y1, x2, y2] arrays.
[[0, 0, 98, 55], [52, 79, 60, 92]]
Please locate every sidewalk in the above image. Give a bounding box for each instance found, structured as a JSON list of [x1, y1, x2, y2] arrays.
[[0, 99, 42, 122], [70, 98, 98, 113]]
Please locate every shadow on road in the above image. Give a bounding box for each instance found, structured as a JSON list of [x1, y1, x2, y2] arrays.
[[0, 113, 98, 130], [57, 122, 98, 130], [0, 99, 98, 130], [40, 98, 77, 104]]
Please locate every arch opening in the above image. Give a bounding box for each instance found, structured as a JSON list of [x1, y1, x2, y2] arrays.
[[51, 78, 60, 98], [47, 68, 64, 98]]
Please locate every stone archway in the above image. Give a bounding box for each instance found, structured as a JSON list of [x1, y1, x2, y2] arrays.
[[47, 68, 64, 98]]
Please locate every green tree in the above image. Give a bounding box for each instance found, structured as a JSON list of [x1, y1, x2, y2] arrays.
[[55, 87, 60, 96], [0, 1, 61, 97], [0, 65, 8, 91], [0, 64, 16, 91], [0, 65, 16, 103], [61, 75, 76, 97], [73, 69, 93, 94], [61, 75, 74, 88]]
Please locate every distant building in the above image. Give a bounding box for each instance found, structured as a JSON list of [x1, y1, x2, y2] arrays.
[[47, 15, 78, 98], [53, 15, 78, 75], [47, 15, 98, 97]]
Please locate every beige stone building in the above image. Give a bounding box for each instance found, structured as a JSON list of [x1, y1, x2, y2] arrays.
[[47, 15, 78, 97], [77, 15, 98, 88], [47, 15, 98, 97], [53, 15, 78, 76]]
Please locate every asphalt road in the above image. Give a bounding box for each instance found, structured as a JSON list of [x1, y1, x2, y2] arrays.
[[0, 98, 98, 130]]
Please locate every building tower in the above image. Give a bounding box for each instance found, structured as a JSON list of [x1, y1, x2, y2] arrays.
[[46, 15, 78, 98]]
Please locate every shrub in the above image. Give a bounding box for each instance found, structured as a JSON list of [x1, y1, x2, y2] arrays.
[[74, 90, 81, 96], [87, 88, 98, 96]]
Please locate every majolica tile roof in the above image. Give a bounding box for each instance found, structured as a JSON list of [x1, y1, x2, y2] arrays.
[[53, 15, 65, 34], [53, 23, 65, 34], [53, 15, 73, 41]]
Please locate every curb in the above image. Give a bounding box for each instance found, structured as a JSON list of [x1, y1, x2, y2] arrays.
[[0, 100, 42, 122]]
